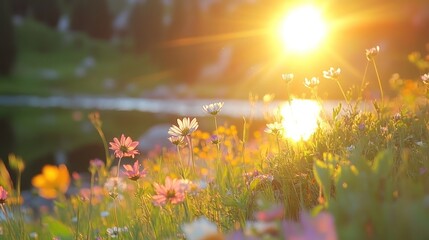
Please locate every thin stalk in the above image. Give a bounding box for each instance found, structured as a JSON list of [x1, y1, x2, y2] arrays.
[[213, 116, 221, 168], [276, 135, 281, 154], [75, 205, 80, 240], [186, 136, 195, 172], [0, 204, 8, 219], [16, 171, 21, 205], [176, 146, 185, 178], [183, 199, 190, 222], [114, 199, 119, 232], [360, 61, 369, 95], [113, 158, 122, 233], [214, 116, 219, 141], [336, 80, 352, 111], [86, 171, 95, 240], [116, 158, 122, 179], [95, 126, 112, 169], [372, 60, 384, 101], [0, 204, 18, 239], [241, 117, 247, 167]]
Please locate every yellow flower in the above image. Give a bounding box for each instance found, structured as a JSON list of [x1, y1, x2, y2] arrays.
[[152, 164, 161, 172], [31, 164, 70, 199]]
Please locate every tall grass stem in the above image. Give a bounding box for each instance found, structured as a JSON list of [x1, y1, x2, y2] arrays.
[[372, 60, 384, 101]]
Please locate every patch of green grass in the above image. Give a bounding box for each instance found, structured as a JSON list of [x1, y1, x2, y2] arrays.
[[0, 18, 168, 96]]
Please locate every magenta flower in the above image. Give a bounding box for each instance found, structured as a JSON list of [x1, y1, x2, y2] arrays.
[[109, 134, 140, 159], [0, 186, 8, 204], [152, 177, 185, 206], [123, 160, 147, 181]]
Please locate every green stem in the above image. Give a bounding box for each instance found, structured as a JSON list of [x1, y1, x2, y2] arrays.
[[114, 199, 119, 232], [214, 116, 221, 167], [16, 171, 21, 205], [360, 61, 369, 96], [336, 80, 350, 108], [0, 204, 12, 238], [372, 60, 384, 102], [86, 172, 95, 240], [242, 117, 247, 167], [113, 158, 122, 230], [186, 136, 194, 173], [116, 158, 122, 179], [176, 146, 185, 178], [183, 199, 190, 222], [75, 204, 80, 240], [96, 126, 112, 169]]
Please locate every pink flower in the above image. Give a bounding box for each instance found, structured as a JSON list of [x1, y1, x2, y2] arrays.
[[89, 158, 105, 169], [123, 160, 147, 181], [282, 211, 337, 240], [254, 205, 284, 222], [109, 134, 140, 159], [152, 177, 185, 206], [0, 186, 8, 204]]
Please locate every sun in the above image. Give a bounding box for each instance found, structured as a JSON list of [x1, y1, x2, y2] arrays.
[[277, 4, 328, 53], [280, 99, 322, 142]]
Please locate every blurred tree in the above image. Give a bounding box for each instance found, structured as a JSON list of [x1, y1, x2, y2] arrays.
[[129, 0, 164, 54], [7, 0, 28, 16], [29, 0, 61, 28], [161, 0, 209, 83], [0, 0, 16, 76], [70, 0, 112, 40]]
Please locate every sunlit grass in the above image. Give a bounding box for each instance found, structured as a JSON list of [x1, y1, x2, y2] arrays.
[[2, 91, 429, 239], [2, 18, 429, 239]]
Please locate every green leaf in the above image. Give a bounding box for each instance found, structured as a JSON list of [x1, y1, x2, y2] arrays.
[[333, 102, 342, 120], [372, 150, 393, 178], [42, 216, 73, 239], [313, 160, 331, 198]]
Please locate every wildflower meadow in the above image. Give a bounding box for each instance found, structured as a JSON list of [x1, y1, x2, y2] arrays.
[[1, 46, 429, 240]]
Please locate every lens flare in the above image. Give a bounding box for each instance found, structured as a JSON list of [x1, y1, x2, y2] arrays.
[[280, 99, 322, 141], [277, 5, 327, 53]]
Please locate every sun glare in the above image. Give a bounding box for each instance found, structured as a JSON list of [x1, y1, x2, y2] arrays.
[[277, 5, 328, 53], [281, 99, 322, 142]]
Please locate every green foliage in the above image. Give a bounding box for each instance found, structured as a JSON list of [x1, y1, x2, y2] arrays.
[[42, 216, 73, 239], [129, 0, 164, 54], [29, 0, 61, 28], [314, 149, 429, 240], [0, 98, 429, 239], [0, 0, 16, 76], [69, 0, 112, 40], [15, 18, 63, 53]]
